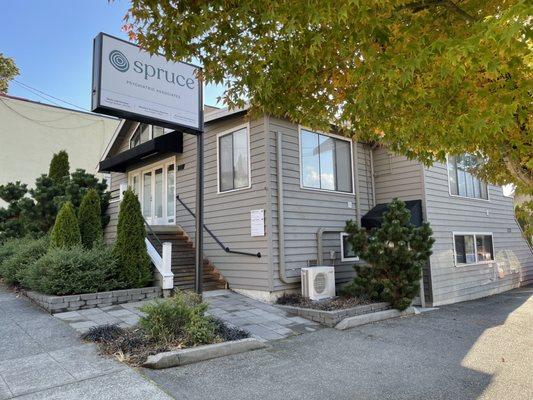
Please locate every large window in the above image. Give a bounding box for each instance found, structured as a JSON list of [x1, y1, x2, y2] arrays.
[[447, 155, 488, 200], [218, 127, 250, 192], [453, 233, 494, 265], [300, 129, 353, 193], [130, 124, 167, 149]]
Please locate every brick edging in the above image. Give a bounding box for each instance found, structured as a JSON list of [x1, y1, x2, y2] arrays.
[[276, 302, 391, 327], [23, 287, 162, 313]]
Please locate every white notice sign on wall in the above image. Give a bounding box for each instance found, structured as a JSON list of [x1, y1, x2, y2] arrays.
[[250, 209, 265, 237]]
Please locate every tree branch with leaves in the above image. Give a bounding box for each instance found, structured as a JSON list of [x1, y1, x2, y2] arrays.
[[126, 0, 532, 194], [0, 53, 19, 94]]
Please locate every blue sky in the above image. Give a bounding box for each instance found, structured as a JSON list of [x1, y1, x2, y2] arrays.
[[0, 0, 224, 111]]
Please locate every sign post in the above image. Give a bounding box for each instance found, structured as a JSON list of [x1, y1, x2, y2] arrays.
[[92, 32, 205, 294]]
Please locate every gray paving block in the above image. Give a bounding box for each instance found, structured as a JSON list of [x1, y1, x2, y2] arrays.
[[69, 321, 98, 331], [77, 308, 105, 316], [107, 309, 137, 318], [53, 311, 82, 320]]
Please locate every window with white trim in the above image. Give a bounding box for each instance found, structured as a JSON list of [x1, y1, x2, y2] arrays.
[[453, 233, 494, 265], [129, 124, 167, 149], [300, 129, 353, 193], [218, 127, 250, 192], [340, 232, 359, 262], [447, 155, 488, 199]]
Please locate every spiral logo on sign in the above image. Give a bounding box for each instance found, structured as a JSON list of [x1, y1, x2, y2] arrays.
[[109, 50, 129, 72]]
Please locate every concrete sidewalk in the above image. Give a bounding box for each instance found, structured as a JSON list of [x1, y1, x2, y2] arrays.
[[0, 286, 172, 400]]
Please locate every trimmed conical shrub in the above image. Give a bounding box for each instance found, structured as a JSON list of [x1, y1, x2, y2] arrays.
[[48, 150, 70, 182], [343, 198, 434, 310], [113, 189, 151, 288], [50, 201, 81, 248], [78, 189, 102, 248]]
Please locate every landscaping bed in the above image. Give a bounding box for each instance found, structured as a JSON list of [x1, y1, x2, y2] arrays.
[[275, 293, 390, 327], [82, 291, 261, 368], [24, 286, 161, 313]]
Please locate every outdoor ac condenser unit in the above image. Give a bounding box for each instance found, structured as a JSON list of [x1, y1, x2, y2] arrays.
[[301, 266, 335, 301]]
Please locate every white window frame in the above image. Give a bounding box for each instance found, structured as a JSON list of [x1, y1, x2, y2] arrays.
[[129, 123, 168, 149], [340, 232, 360, 262], [446, 155, 490, 202], [216, 123, 252, 194], [452, 231, 495, 267], [127, 156, 176, 225], [298, 126, 355, 195]]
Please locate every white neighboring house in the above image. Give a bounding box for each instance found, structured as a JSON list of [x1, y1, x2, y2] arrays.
[[0, 94, 119, 207]]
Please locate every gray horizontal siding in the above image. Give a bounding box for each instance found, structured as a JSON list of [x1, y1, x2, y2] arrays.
[[174, 116, 271, 292], [266, 117, 374, 292], [373, 147, 424, 204], [423, 162, 533, 306], [103, 172, 127, 243]]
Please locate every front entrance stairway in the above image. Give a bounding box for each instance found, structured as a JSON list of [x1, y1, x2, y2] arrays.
[[147, 227, 226, 291]]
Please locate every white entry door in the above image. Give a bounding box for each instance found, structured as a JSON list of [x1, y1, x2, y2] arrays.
[[129, 159, 176, 225]]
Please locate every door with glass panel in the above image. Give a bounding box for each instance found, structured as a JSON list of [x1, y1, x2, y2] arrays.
[[129, 161, 175, 225]]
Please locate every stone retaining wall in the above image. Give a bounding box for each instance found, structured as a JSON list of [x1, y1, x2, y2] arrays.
[[25, 287, 161, 313], [276, 302, 390, 327]]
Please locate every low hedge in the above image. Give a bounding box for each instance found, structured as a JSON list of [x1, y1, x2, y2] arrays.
[[0, 236, 49, 286], [22, 241, 124, 296]]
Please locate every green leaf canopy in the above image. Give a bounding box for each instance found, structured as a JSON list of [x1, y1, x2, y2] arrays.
[[127, 0, 532, 194]]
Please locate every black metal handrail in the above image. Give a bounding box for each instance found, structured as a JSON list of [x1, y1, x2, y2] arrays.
[[142, 215, 163, 254], [176, 195, 261, 258]]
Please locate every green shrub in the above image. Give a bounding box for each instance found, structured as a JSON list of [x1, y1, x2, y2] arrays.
[[50, 201, 81, 248], [22, 242, 122, 295], [78, 189, 102, 248], [343, 198, 434, 310], [0, 236, 48, 286], [139, 291, 215, 346], [48, 150, 70, 182], [0, 237, 30, 265], [114, 189, 151, 288]]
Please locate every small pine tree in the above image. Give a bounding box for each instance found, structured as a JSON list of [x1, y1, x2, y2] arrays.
[[113, 189, 151, 288], [78, 189, 102, 248], [344, 198, 434, 310], [50, 201, 81, 248], [48, 150, 70, 182]]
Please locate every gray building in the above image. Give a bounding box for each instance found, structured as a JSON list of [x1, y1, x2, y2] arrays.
[[99, 107, 533, 306]]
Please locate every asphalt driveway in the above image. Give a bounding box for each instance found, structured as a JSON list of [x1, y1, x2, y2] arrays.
[[141, 286, 533, 400]]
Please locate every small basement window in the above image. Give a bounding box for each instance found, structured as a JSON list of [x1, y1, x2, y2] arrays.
[[340, 232, 359, 262], [453, 233, 494, 265]]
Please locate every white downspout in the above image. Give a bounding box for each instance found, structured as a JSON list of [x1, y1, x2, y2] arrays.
[[276, 131, 299, 284]]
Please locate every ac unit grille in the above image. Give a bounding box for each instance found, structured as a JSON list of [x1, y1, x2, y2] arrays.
[[314, 273, 327, 294]]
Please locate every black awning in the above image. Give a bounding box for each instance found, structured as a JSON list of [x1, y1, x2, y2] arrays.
[[99, 130, 183, 173], [361, 199, 423, 229]]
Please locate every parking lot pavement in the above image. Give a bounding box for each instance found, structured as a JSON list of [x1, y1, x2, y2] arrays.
[[141, 286, 533, 400]]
